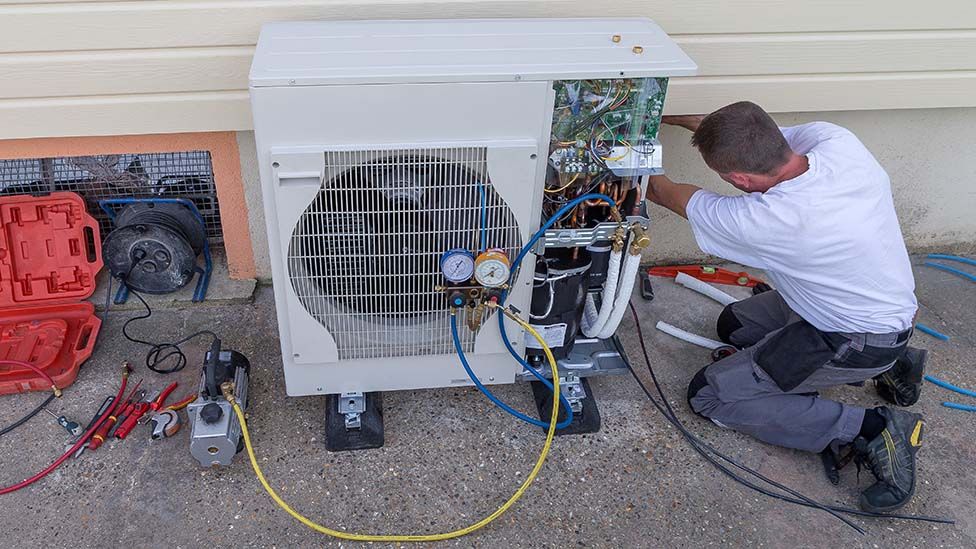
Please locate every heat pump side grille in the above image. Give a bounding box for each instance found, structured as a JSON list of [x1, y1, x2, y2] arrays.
[[287, 147, 522, 360]]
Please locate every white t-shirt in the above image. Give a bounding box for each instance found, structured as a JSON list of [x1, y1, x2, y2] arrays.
[[685, 122, 917, 334]]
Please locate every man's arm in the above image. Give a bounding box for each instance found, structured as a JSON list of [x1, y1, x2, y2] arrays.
[[661, 114, 705, 132], [646, 174, 701, 219]]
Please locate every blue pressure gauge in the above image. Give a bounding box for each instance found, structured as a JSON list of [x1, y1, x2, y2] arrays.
[[440, 249, 475, 284]]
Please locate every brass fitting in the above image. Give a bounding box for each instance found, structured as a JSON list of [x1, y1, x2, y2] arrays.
[[611, 225, 628, 253], [52, 385, 62, 398], [628, 225, 651, 255], [220, 381, 236, 403], [467, 302, 486, 331], [609, 208, 623, 223]]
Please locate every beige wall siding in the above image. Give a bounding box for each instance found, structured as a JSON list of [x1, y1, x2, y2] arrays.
[[236, 107, 976, 280], [1, 1, 975, 138]]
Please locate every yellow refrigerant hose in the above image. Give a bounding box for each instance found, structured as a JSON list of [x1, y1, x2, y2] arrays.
[[225, 303, 560, 542]]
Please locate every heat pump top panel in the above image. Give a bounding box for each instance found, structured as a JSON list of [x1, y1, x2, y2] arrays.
[[249, 18, 697, 87]]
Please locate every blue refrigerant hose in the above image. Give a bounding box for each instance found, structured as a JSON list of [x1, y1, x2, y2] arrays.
[[942, 402, 976, 413], [453, 193, 618, 429], [924, 261, 976, 283], [925, 375, 976, 399], [493, 193, 619, 427], [451, 314, 572, 429], [926, 254, 976, 267], [915, 322, 949, 341]]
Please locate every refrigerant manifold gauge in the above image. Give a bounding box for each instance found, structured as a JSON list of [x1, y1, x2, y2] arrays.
[[440, 248, 475, 284], [474, 249, 511, 288]]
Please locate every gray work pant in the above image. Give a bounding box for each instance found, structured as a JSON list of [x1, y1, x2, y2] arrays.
[[689, 291, 908, 453]]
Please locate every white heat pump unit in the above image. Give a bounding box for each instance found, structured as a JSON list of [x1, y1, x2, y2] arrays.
[[249, 19, 695, 411]]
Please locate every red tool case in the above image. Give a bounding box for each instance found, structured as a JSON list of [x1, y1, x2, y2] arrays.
[[0, 192, 103, 395]]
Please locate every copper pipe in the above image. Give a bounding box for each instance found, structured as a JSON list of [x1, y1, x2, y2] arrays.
[[584, 182, 608, 206]]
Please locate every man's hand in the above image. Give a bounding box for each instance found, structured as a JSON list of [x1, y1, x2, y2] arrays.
[[662, 114, 705, 132], [645, 174, 701, 219]]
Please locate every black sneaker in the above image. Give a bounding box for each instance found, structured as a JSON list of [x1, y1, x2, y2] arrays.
[[874, 347, 927, 406], [854, 407, 924, 513]]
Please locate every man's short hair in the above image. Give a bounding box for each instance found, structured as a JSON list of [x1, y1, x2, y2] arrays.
[[691, 101, 792, 175]]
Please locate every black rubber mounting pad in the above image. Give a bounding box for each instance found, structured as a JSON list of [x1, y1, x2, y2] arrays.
[[530, 377, 602, 435], [325, 391, 385, 451]]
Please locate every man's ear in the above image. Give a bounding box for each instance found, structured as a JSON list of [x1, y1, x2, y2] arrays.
[[727, 172, 754, 191]]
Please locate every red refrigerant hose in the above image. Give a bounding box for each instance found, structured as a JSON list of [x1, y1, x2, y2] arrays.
[[0, 359, 61, 397], [0, 364, 130, 496]]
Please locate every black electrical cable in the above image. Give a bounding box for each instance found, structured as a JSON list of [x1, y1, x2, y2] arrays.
[[620, 301, 954, 530], [0, 392, 56, 439], [104, 253, 217, 374]]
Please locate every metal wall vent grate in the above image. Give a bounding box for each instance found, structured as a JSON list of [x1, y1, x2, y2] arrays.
[[288, 147, 522, 360], [0, 152, 222, 241]]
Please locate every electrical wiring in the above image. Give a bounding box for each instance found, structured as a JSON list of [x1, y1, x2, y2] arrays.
[[0, 359, 62, 439], [229, 304, 561, 542], [621, 302, 954, 529], [0, 365, 130, 496], [102, 257, 217, 374], [121, 285, 218, 374], [545, 172, 581, 194], [0, 393, 56, 439]]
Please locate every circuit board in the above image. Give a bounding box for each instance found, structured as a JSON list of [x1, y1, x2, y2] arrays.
[[550, 78, 669, 149]]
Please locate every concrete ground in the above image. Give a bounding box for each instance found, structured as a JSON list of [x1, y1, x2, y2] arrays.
[[0, 256, 973, 548]]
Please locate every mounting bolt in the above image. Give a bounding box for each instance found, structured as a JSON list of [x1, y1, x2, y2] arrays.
[[611, 34, 621, 43], [632, 46, 644, 54]]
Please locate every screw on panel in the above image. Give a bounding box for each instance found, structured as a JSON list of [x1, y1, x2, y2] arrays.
[[632, 46, 644, 54], [289, 79, 296, 85], [611, 34, 621, 43], [514, 74, 522, 81]]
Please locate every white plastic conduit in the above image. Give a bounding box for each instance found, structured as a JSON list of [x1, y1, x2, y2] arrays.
[[675, 272, 738, 306], [597, 252, 642, 339], [581, 249, 622, 337], [655, 321, 726, 350]]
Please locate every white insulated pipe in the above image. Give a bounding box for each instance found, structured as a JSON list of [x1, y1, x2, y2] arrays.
[[597, 252, 642, 339], [655, 321, 726, 350], [675, 272, 738, 306], [581, 249, 622, 337]]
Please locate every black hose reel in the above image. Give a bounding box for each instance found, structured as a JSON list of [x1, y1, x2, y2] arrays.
[[100, 199, 212, 303]]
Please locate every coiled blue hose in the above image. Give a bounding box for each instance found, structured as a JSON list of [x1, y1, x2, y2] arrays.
[[493, 193, 619, 427], [451, 314, 572, 429]]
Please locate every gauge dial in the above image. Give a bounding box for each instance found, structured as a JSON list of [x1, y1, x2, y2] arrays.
[[474, 249, 511, 288], [440, 249, 475, 284]]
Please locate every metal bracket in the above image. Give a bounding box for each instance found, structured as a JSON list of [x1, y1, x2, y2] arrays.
[[338, 392, 365, 430], [561, 375, 586, 413], [533, 215, 650, 253]]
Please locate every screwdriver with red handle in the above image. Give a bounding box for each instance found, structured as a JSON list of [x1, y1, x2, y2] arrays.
[[89, 381, 142, 450]]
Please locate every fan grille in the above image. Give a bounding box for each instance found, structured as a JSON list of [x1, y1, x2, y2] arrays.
[[288, 147, 522, 360]]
